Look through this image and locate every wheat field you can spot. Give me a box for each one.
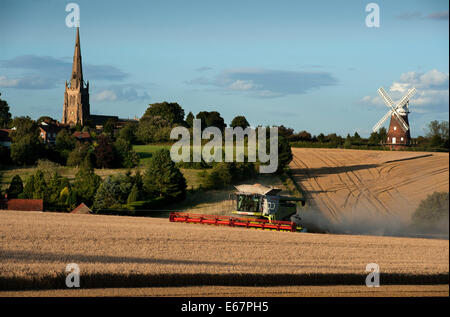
[0,210,448,294]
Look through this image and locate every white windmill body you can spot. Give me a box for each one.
[372,87,417,150]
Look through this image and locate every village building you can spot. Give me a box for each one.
[0,129,12,147]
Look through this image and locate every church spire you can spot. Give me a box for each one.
[70,27,83,88]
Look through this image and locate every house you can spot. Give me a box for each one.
[73,131,92,142]
[39,122,64,144]
[0,129,12,147]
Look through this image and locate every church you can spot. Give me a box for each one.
[62,27,125,127]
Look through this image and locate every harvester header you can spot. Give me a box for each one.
[169,184,307,233]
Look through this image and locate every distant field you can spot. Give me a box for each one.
[0,165,204,192]
[0,210,448,294]
[133,144,171,165]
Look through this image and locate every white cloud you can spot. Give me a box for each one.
[92,90,117,102]
[228,79,258,91]
[92,85,150,102]
[186,67,337,98]
[0,75,19,88]
[360,69,449,113]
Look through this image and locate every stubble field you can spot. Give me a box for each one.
[290,148,449,234]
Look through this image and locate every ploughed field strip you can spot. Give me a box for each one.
[0,210,448,290]
[290,148,449,221]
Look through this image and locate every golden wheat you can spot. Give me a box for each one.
[0,210,448,290]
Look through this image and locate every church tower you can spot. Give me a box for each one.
[62,27,90,126]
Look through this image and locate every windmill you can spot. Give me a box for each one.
[372,87,417,150]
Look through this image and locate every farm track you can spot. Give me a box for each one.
[290,148,449,222]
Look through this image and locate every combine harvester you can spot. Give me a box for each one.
[169,184,306,232]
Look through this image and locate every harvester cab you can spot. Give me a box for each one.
[231,184,306,222]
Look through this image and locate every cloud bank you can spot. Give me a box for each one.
[0,55,128,89]
[92,84,150,102]
[397,10,449,21]
[186,68,338,98]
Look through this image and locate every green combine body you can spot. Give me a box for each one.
[231,184,306,222]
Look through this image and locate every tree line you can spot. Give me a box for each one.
[278,121,449,151]
[4,149,187,214]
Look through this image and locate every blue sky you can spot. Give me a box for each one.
[0,0,448,137]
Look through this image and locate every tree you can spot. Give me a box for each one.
[127,184,139,204]
[103,118,117,137]
[317,133,325,143]
[136,116,173,143]
[7,175,23,198]
[93,174,132,210]
[55,129,76,163]
[289,130,311,142]
[143,102,185,125]
[94,135,116,168]
[72,167,101,207]
[32,170,48,200]
[203,163,232,189]
[46,172,71,210]
[185,112,194,128]
[143,149,187,201]
[426,120,449,148]
[0,93,12,128]
[231,116,250,129]
[37,116,55,124]
[426,120,441,138]
[67,142,92,167]
[114,138,139,168]
[277,135,293,173]
[196,111,226,130]
[277,125,294,138]
[118,122,138,144]
[368,131,380,144]
[10,117,43,165]
[21,175,35,199]
[298,131,312,141]
[378,127,387,144]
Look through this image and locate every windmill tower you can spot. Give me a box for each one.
[372,87,417,150]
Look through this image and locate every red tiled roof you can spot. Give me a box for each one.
[7,199,43,211]
[71,203,92,214]
[73,131,91,139]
